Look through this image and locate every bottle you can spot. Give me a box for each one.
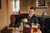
[21,22,23,30]
[19,22,23,31]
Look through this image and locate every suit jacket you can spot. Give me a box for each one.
[14,14,38,27]
[28,15,38,27]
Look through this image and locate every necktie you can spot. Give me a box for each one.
[28,16,31,21]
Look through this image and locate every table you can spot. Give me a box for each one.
[23,26,42,33]
[36,15,50,30]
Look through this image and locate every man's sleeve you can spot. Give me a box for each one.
[13,19,22,27]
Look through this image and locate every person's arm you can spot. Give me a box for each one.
[13,19,22,27]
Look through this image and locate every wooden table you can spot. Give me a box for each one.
[23,26,42,33]
[23,26,31,33]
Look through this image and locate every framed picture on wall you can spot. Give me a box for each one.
[36,0,47,8]
[0,0,1,9]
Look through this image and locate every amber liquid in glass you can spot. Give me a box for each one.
[32,27,38,32]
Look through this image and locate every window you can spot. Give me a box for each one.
[13,0,20,12]
[13,1,15,12]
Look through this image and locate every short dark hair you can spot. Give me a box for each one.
[30,7,35,11]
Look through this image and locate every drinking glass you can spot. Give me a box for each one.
[32,23,40,33]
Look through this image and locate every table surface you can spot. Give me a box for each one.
[36,15,50,18]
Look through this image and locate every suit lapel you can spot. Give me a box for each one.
[29,15,35,23]
[30,15,35,20]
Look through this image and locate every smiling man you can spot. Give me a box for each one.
[25,7,38,27]
[28,7,35,22]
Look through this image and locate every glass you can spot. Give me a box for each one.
[19,22,23,33]
[32,23,40,33]
[19,22,23,30]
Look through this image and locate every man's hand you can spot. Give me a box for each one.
[24,24,30,28]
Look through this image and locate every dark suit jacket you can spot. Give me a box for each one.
[14,14,38,27]
[28,15,38,27]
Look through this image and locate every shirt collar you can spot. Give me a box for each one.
[28,15,33,18]
[30,15,33,17]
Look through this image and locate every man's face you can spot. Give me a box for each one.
[29,9,35,16]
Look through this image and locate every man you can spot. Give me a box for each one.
[23,7,38,27]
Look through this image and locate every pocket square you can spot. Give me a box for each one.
[32,20,33,22]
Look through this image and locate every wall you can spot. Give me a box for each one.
[35,3,50,16]
[20,0,28,13]
[7,0,13,29]
[0,0,13,33]
[20,0,50,16]
[0,0,7,30]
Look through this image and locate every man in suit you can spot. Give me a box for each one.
[23,7,38,27]
[14,7,38,28]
